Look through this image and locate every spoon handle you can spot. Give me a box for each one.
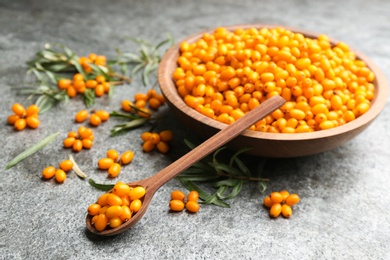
[144,95,285,191]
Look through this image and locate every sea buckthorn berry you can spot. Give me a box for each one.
[89,113,102,126]
[108,163,121,178]
[263,196,273,208]
[105,205,124,219]
[269,203,282,218]
[75,110,89,123]
[86,79,98,89]
[137,107,151,118]
[281,204,293,218]
[141,132,152,141]
[98,158,114,170]
[120,150,134,165]
[26,116,40,129]
[121,100,134,112]
[280,190,290,201]
[63,137,76,148]
[106,193,123,206]
[149,133,161,144]
[81,139,93,149]
[58,79,72,89]
[109,217,123,228]
[72,140,83,152]
[142,140,155,153]
[14,118,27,131]
[120,195,130,206]
[59,159,74,172]
[120,206,132,221]
[95,110,110,121]
[148,97,161,110]
[88,204,101,216]
[129,186,146,201]
[171,190,186,201]
[186,201,200,213]
[156,141,169,154]
[7,115,20,125]
[159,130,173,142]
[169,200,185,212]
[130,199,142,213]
[26,105,39,116]
[55,169,67,183]
[113,183,131,197]
[96,75,106,83]
[94,214,108,231]
[97,193,109,206]
[68,131,79,138]
[269,192,284,204]
[285,194,300,206]
[95,84,105,97]
[79,127,93,139]
[42,166,56,179]
[107,149,119,162]
[187,190,199,202]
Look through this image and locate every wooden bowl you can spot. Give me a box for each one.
[158,25,388,157]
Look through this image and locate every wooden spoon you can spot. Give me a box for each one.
[86,95,285,236]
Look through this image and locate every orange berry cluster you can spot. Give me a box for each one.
[88,182,145,231]
[121,89,166,118]
[78,53,107,74]
[141,130,173,153]
[58,73,110,98]
[7,103,40,131]
[263,190,300,218]
[74,109,110,126]
[97,149,134,178]
[63,126,94,152]
[174,27,375,133]
[41,159,74,183]
[169,190,200,213]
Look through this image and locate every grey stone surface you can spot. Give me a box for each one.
[1,0,389,259]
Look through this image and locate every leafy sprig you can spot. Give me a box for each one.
[21,43,131,111]
[110,34,174,86]
[109,108,153,136]
[175,140,268,208]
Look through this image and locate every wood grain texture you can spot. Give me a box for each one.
[158,24,389,158]
[86,95,285,236]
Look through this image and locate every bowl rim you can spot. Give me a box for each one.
[158,24,389,141]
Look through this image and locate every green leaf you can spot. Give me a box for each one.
[5,132,59,170]
[229,147,253,166]
[83,89,95,108]
[212,162,243,176]
[110,118,149,136]
[180,180,230,208]
[232,157,250,177]
[175,174,219,182]
[88,179,115,191]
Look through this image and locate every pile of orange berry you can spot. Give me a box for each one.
[97,149,134,178]
[140,130,173,153]
[88,182,145,231]
[74,109,110,126]
[78,53,107,74]
[173,27,375,133]
[41,159,74,183]
[7,103,40,131]
[121,89,166,118]
[58,73,110,98]
[169,190,200,213]
[63,126,94,152]
[263,190,300,218]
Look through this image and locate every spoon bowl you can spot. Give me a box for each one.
[86,95,285,236]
